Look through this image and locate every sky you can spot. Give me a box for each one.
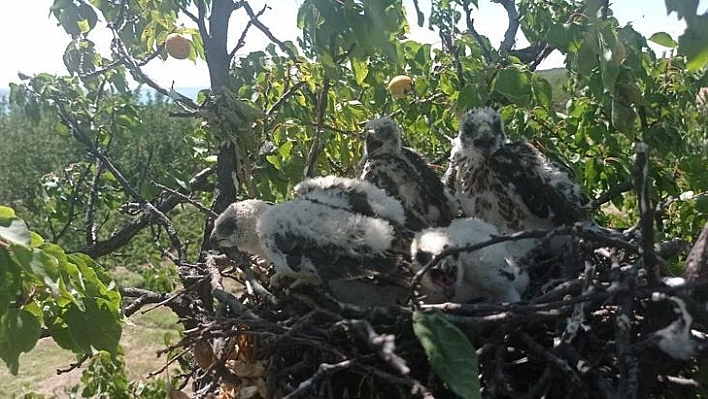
[0,0,702,91]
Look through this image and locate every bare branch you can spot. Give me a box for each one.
[57,106,187,262]
[240,1,298,62]
[121,287,170,317]
[463,3,493,64]
[77,167,212,258]
[303,77,331,178]
[411,0,424,27]
[634,142,659,285]
[497,0,520,53]
[154,182,218,218]
[84,158,105,246]
[228,4,267,63]
[589,180,634,210]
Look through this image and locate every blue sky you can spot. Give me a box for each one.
[0,0,701,90]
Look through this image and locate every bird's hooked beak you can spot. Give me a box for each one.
[429,260,457,300]
[365,130,383,154]
[208,230,224,250]
[473,130,496,158]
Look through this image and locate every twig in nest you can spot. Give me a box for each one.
[350,319,410,375]
[236,263,277,305]
[147,346,192,378]
[518,332,589,391]
[282,359,355,399]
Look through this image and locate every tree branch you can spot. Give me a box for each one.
[634,142,659,285]
[303,77,330,178]
[77,168,211,258]
[498,0,520,53]
[228,4,266,63]
[84,157,106,246]
[463,3,493,64]
[240,1,299,62]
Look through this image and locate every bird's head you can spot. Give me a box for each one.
[210,199,271,254]
[411,229,461,303]
[364,117,402,157]
[459,107,505,158]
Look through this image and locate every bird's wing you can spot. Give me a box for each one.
[492,141,588,225]
[402,147,459,224]
[295,176,406,226]
[260,201,399,281]
[362,151,456,229]
[443,142,462,193]
[271,233,398,280]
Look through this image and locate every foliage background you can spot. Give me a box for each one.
[1,0,708,396]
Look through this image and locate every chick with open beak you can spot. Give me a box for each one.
[410,217,529,304]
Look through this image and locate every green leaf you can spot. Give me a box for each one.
[648,32,677,48]
[531,74,553,109]
[0,208,31,246]
[611,97,636,135]
[351,58,369,86]
[0,306,42,375]
[413,310,480,399]
[492,68,532,107]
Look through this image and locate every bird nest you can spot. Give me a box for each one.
[170,221,708,399]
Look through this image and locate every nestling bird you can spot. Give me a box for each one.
[360,116,460,231]
[210,177,408,289]
[444,107,588,238]
[410,217,530,304]
[293,175,407,227]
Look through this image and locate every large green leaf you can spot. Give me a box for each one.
[0,207,30,246]
[0,305,42,375]
[648,32,677,48]
[491,68,532,107]
[413,310,480,399]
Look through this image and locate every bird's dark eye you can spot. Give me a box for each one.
[416,251,433,265]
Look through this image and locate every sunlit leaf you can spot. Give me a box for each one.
[413,310,480,399]
[0,208,30,246]
[648,32,677,48]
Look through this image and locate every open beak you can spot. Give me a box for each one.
[365,133,383,153]
[429,262,457,300]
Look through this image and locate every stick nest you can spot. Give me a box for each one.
[172,224,708,399]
